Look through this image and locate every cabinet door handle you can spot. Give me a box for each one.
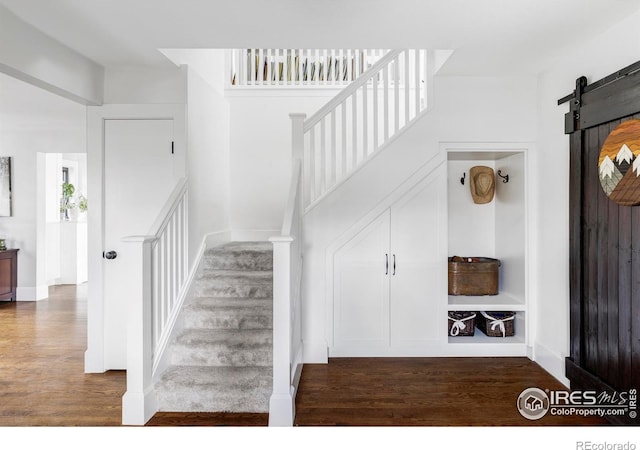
[385,253,389,275]
[393,254,396,275]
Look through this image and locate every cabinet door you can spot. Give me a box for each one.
[334,210,390,350]
[390,164,446,346]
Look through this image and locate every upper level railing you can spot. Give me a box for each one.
[228,49,387,87]
[122,178,189,425]
[292,49,433,210]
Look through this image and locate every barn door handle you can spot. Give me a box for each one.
[385,253,389,275]
[393,254,396,275]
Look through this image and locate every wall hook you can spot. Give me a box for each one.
[460,172,466,185]
[497,170,509,183]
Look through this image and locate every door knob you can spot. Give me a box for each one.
[103,251,117,260]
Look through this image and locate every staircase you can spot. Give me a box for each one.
[155,241,274,413]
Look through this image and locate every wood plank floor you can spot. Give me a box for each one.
[0,284,125,426]
[0,285,611,427]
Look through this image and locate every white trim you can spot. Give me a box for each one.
[16,285,48,301]
[85,103,187,374]
[303,339,328,364]
[534,341,570,387]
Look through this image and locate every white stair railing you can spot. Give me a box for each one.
[121,178,189,425]
[292,49,433,210]
[269,154,303,426]
[228,49,387,87]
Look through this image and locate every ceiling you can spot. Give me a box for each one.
[1,0,640,75]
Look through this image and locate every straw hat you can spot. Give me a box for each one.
[469,166,495,204]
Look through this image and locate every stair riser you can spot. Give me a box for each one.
[193,284,273,299]
[157,390,270,413]
[182,311,272,330]
[170,344,272,367]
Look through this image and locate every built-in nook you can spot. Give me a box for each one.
[446,147,529,355]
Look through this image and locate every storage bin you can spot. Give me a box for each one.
[448,256,500,295]
[448,311,476,336]
[476,311,515,337]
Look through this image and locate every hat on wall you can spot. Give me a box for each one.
[469,166,495,204]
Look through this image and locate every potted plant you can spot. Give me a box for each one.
[77,194,88,220]
[60,182,75,221]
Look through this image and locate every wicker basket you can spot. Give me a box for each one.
[448,256,500,296]
[476,311,515,337]
[448,311,477,336]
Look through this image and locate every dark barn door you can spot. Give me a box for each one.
[560,65,640,425]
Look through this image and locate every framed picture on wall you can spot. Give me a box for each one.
[0,157,12,217]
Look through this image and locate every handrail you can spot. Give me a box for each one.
[303,49,402,132]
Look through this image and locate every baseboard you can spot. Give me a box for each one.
[303,339,328,363]
[232,229,280,242]
[16,285,48,301]
[533,341,570,387]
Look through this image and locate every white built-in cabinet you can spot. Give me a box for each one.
[332,165,447,356]
[330,144,532,358]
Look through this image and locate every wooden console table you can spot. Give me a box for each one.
[0,249,18,301]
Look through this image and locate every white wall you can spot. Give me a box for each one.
[104,66,186,104]
[534,9,640,384]
[301,75,538,361]
[186,64,231,268]
[0,73,86,300]
[227,91,338,232]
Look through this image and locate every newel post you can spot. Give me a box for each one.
[268,236,294,426]
[121,236,157,425]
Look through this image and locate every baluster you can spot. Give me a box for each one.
[266,49,272,85]
[341,101,347,178]
[331,109,337,186]
[309,127,316,202]
[355,49,360,80]
[362,77,368,158]
[315,49,320,85]
[320,117,326,194]
[383,63,389,142]
[351,92,357,168]
[373,70,379,151]
[152,244,159,350]
[415,49,421,117]
[394,54,400,133]
[404,50,410,126]
[249,48,255,84]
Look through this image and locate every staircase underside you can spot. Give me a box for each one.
[155,241,273,413]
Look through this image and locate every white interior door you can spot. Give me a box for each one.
[333,210,390,351]
[390,165,447,347]
[103,119,175,369]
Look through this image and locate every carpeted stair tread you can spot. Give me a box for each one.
[204,241,273,271]
[193,270,273,299]
[183,297,272,330]
[171,329,272,366]
[156,366,271,412]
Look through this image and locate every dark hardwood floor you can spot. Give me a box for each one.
[0,285,612,428]
[0,284,125,426]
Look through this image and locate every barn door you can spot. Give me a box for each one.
[561,64,640,425]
